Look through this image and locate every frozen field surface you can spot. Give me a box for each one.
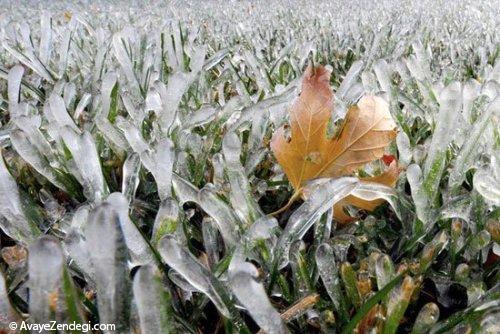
[0,1,499,333]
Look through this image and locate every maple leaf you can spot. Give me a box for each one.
[271,65,398,221]
[333,160,399,223]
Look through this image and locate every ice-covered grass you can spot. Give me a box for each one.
[0,1,499,333]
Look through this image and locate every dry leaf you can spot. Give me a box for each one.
[271,65,397,221]
[1,245,27,268]
[333,161,399,223]
[271,65,333,189]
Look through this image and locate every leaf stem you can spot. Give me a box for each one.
[270,189,302,216]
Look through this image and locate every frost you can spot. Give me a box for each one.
[0,1,498,332]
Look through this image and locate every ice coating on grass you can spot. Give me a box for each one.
[228,217,288,333]
[116,116,149,154]
[121,153,141,203]
[60,127,107,201]
[473,156,500,206]
[423,82,462,197]
[64,229,94,280]
[2,23,54,82]
[462,79,481,124]
[198,185,241,247]
[133,265,173,334]
[94,72,129,153]
[337,60,364,102]
[73,93,91,119]
[113,31,140,95]
[222,131,263,224]
[396,131,412,166]
[47,93,79,132]
[375,253,395,290]
[158,235,231,318]
[106,193,154,266]
[449,97,499,189]
[155,46,206,134]
[412,303,440,334]
[228,215,279,276]
[182,105,217,129]
[229,258,289,334]
[350,181,400,219]
[85,203,131,333]
[373,59,392,93]
[7,65,24,110]
[141,139,175,201]
[230,82,299,131]
[407,164,431,225]
[0,150,38,244]
[202,217,221,268]
[0,270,21,327]
[0,1,498,332]
[152,197,181,246]
[10,129,68,192]
[28,236,64,324]
[315,243,348,322]
[277,177,359,268]
[171,173,199,204]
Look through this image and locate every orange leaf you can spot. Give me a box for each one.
[270,65,333,189]
[271,64,398,221]
[333,161,399,224]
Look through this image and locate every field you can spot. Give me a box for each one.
[0,0,499,333]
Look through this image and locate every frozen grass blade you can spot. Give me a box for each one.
[133,265,174,334]
[85,204,131,333]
